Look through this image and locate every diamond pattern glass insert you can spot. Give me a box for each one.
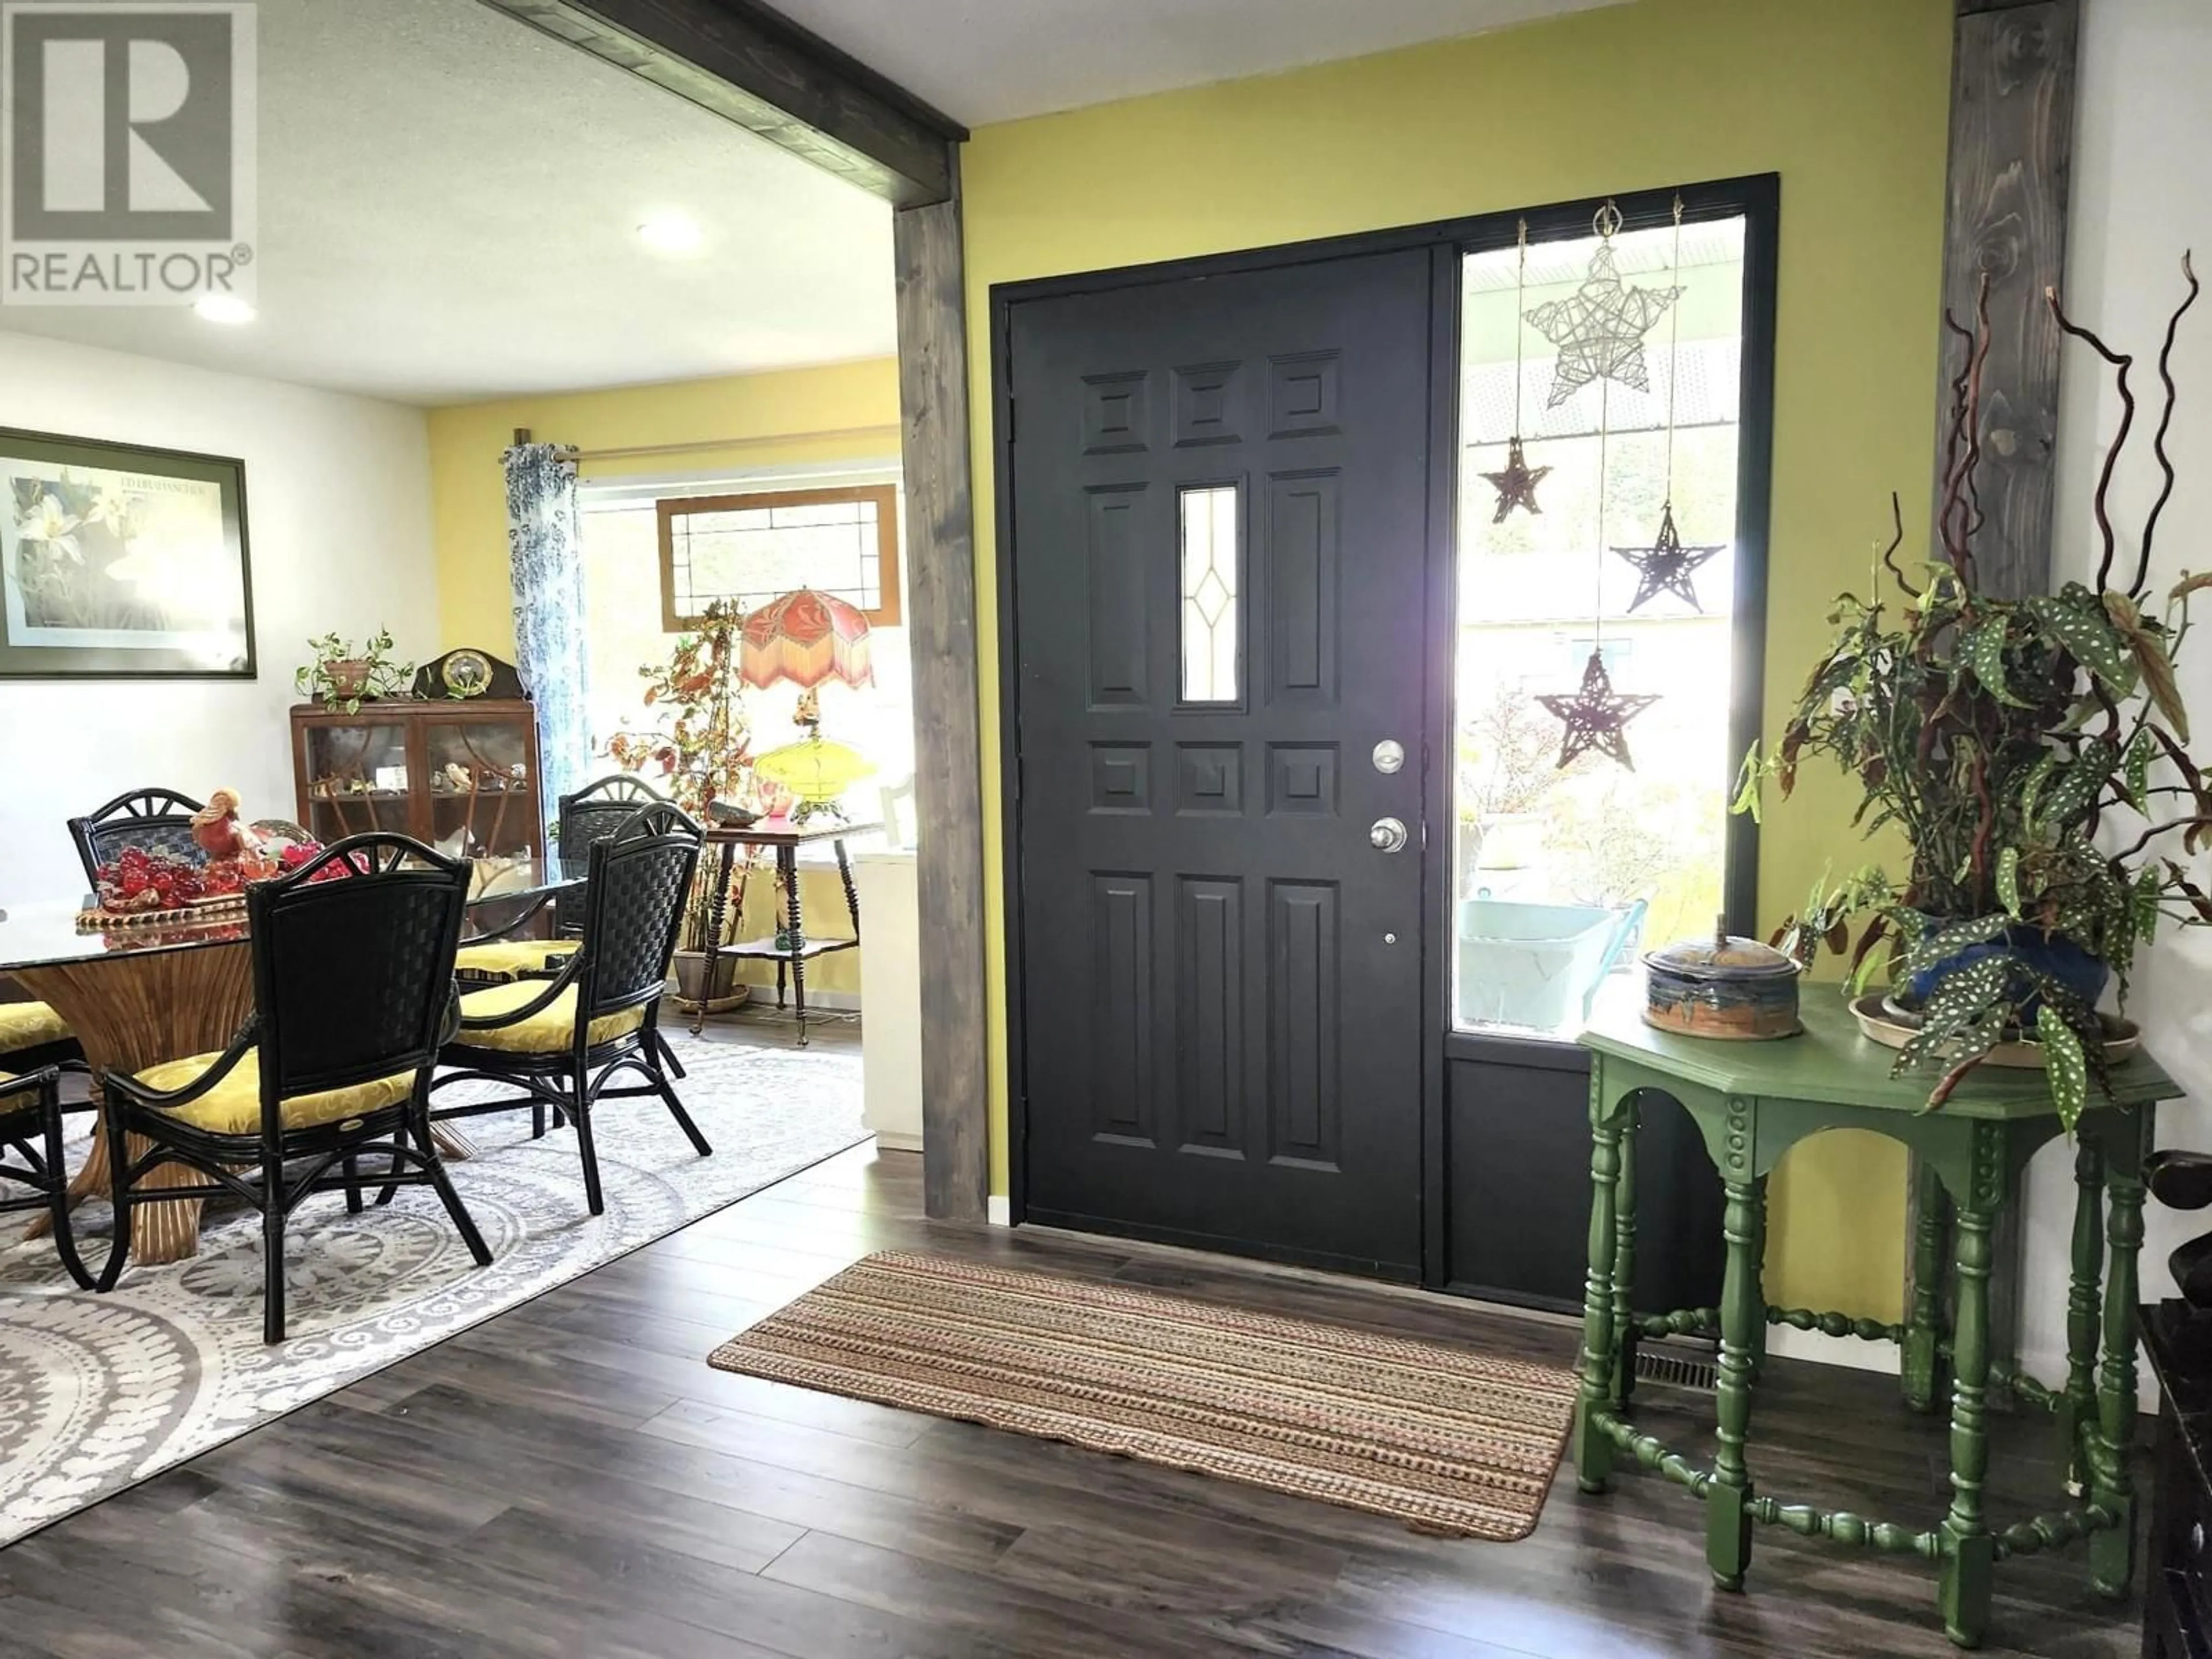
[1179,485,1240,703]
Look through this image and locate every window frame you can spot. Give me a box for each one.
[655,482,902,632]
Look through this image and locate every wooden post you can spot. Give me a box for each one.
[1907,0,2079,1406]
[895,153,990,1224]
[1930,0,2080,593]
[470,0,990,1219]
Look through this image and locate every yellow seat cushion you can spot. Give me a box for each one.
[454,938,580,980]
[455,980,646,1056]
[0,1000,71,1054]
[133,1050,415,1136]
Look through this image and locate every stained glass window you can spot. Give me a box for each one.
[657,484,900,630]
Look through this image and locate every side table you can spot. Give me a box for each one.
[694,818,875,1046]
[1574,988,2181,1649]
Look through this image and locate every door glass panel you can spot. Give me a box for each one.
[1179,484,1240,703]
[1452,214,1748,1037]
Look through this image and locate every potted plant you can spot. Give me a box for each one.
[607,600,760,1010]
[1737,261,2205,1127]
[296,628,412,715]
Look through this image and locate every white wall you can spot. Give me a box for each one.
[0,332,437,901]
[2020,0,2212,1404]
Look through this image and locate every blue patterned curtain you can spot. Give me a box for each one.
[502,442,591,821]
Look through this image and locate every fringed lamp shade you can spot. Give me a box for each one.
[738,590,874,691]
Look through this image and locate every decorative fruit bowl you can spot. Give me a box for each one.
[79,839,334,930]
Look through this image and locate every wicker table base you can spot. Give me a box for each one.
[16,942,253,1266]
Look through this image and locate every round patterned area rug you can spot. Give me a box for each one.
[0,1032,866,1545]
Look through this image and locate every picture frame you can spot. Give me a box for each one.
[0,426,255,680]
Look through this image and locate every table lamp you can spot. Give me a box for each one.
[738,589,878,823]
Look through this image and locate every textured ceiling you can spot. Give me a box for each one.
[771,0,1632,125]
[0,0,894,407]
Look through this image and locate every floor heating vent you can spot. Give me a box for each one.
[1634,1344,1719,1392]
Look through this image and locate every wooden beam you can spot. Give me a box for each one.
[1928,0,2079,599]
[1908,0,2080,1407]
[475,0,967,207]
[895,154,990,1222]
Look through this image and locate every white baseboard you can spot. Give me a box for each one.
[987,1196,1011,1228]
[870,1131,923,1153]
[1764,1324,1902,1375]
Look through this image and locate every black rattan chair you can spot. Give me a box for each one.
[0,1067,100,1289]
[433,804,709,1214]
[93,835,492,1343]
[67,787,207,889]
[452,778,673,985]
[560,775,672,853]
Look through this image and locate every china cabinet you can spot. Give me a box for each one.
[289,700,543,862]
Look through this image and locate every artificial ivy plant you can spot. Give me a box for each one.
[1737,259,2204,1127]
[294,628,412,715]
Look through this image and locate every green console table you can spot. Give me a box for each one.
[1573,988,2181,1649]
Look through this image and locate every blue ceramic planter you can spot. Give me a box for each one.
[1906,926,2109,1013]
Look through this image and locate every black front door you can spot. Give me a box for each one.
[1006,249,1436,1277]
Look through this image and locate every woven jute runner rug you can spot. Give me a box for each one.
[709,1249,1577,1540]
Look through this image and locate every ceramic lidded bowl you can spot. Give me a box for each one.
[1642,926,1802,1040]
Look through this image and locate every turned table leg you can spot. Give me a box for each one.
[1572,1070,1626,1494]
[2058,1138,2105,1498]
[2092,1154,2146,1600]
[1939,1125,2001,1649]
[1904,1157,1952,1414]
[692,837,738,1037]
[1612,1093,1640,1411]
[781,844,809,1046]
[1709,1164,1760,1590]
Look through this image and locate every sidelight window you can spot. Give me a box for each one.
[1451,211,1752,1038]
[1178,483,1241,704]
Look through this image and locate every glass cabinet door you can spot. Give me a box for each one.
[301,722,412,845]
[425,718,536,861]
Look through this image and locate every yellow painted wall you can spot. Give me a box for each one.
[427,358,902,654]
[426,357,900,995]
[961,0,1955,1320]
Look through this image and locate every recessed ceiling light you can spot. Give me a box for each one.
[637,211,703,255]
[194,294,255,325]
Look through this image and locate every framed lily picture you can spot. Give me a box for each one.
[0,427,254,679]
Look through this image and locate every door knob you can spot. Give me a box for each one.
[1369,817,1409,854]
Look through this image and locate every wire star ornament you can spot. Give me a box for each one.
[1536,649,1660,771]
[1482,435,1552,522]
[1612,501,1725,612]
[1525,243,1683,408]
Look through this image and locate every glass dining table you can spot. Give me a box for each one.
[0,856,590,1266]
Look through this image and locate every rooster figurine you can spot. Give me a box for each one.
[189,788,262,863]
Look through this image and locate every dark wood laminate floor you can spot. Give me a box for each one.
[0,1031,2145,1658]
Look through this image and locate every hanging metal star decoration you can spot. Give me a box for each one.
[1525,243,1683,408]
[1536,649,1660,771]
[1612,501,1725,612]
[1482,435,1552,522]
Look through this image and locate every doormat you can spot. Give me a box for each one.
[710,1249,1577,1540]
